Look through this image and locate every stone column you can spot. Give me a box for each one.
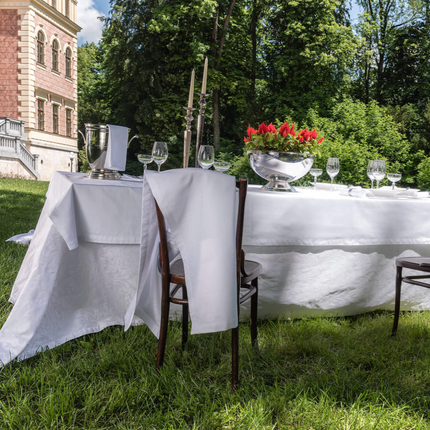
[33,153,39,171]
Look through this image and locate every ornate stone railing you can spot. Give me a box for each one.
[0,117,25,137]
[0,117,40,179]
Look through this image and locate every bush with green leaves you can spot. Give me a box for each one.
[228,99,425,188]
[417,157,430,190]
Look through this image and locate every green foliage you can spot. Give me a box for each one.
[78,146,90,173]
[264,0,357,119]
[77,43,111,139]
[225,152,266,184]
[305,99,423,187]
[417,156,430,190]
[76,0,430,179]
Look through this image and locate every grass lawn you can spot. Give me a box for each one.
[1,177,430,429]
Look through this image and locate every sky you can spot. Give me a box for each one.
[77,0,361,46]
[77,0,110,45]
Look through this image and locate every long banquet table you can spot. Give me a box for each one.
[1,171,430,365]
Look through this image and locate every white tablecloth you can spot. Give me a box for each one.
[242,185,430,319]
[2,174,430,365]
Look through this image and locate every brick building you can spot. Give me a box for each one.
[0,0,80,180]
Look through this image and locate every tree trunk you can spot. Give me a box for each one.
[213,88,220,146]
[364,60,369,104]
[250,0,258,100]
[212,0,237,148]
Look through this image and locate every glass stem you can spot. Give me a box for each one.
[391,182,395,190]
[314,177,317,186]
[376,180,380,189]
[158,164,161,172]
[144,164,147,171]
[371,179,374,189]
[330,177,334,185]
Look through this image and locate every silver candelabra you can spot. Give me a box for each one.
[195,92,208,167]
[183,106,196,168]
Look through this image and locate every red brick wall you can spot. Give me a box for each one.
[0,9,19,119]
[34,14,75,136]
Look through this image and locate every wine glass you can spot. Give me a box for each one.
[213,160,230,173]
[373,160,386,189]
[326,158,339,187]
[198,145,215,169]
[367,160,376,189]
[309,168,323,187]
[152,141,168,172]
[387,173,402,190]
[137,154,153,172]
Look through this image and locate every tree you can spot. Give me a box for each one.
[355,0,426,103]
[264,0,357,121]
[77,42,110,141]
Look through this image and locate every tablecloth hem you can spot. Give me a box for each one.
[7,319,131,365]
[244,238,430,247]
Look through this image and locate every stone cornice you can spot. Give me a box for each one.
[31,0,81,33]
[0,0,82,34]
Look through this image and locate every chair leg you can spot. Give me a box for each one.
[232,326,239,389]
[250,278,258,347]
[392,265,403,337]
[156,285,171,369]
[182,286,189,349]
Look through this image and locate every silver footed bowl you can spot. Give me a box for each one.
[249,150,315,192]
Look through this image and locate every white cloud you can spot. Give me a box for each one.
[77,0,105,45]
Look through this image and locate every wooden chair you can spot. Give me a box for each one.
[154,177,262,388]
[392,257,430,336]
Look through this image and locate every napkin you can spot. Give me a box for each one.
[339,186,366,198]
[5,229,35,245]
[367,188,428,198]
[104,125,129,171]
[312,182,348,191]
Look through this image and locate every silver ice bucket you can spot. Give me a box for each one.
[249,150,315,192]
[78,124,138,180]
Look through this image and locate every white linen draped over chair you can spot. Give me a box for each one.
[127,168,238,337]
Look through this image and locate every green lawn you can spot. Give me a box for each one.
[1,178,430,429]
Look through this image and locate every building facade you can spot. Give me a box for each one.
[0,0,80,181]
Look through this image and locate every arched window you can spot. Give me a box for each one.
[52,39,59,72]
[37,31,44,64]
[65,47,72,78]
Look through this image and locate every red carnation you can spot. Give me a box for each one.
[258,122,269,135]
[267,122,277,134]
[247,125,257,139]
[318,137,324,144]
[279,122,290,137]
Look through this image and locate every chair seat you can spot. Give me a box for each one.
[170,259,186,285]
[396,257,430,272]
[170,258,263,287]
[242,260,263,285]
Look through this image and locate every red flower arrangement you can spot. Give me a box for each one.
[244,121,324,155]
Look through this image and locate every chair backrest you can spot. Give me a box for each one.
[154,176,248,296]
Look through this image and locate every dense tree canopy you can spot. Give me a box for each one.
[77,0,430,185]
